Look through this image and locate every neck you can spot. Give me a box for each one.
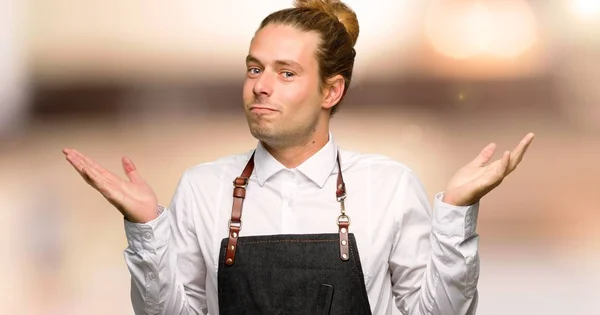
[262,129,330,169]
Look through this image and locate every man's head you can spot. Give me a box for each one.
[243,0,359,148]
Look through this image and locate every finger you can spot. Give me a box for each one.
[69,149,122,182]
[82,162,108,191]
[64,149,93,171]
[65,152,86,174]
[63,150,128,204]
[65,153,100,185]
[472,143,497,166]
[500,150,511,177]
[65,154,93,185]
[482,151,510,192]
[122,156,142,183]
[508,133,535,172]
[68,155,120,198]
[69,149,102,172]
[64,150,123,189]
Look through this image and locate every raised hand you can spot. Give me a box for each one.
[63,148,159,223]
[442,133,535,207]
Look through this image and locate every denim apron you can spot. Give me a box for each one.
[217,151,372,315]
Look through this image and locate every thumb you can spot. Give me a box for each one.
[122,156,142,182]
[472,143,497,166]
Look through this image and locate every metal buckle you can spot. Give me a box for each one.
[337,194,347,215]
[233,178,248,188]
[229,219,243,230]
[337,214,350,226]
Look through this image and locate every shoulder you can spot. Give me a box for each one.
[338,149,431,210]
[338,148,416,180]
[179,149,255,185]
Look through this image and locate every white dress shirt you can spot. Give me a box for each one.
[123,134,480,315]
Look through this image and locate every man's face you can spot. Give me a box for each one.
[243,24,326,147]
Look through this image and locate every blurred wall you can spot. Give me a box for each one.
[1,1,599,314]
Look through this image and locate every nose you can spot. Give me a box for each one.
[253,71,274,97]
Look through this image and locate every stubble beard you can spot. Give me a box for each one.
[248,114,319,150]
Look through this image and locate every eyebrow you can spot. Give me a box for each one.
[246,55,304,72]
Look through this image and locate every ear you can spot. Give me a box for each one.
[321,74,345,110]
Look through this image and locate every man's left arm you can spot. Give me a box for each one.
[391,132,534,314]
[389,171,480,315]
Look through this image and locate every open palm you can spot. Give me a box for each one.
[63,148,159,223]
[442,133,535,206]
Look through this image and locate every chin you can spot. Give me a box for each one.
[248,125,285,146]
[249,126,273,141]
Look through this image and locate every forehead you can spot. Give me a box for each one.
[249,24,321,66]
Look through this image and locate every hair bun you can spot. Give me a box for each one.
[294,0,359,47]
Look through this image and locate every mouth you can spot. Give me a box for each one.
[249,106,278,114]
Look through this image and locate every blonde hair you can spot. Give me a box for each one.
[258,0,360,115]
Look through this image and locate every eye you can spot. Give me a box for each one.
[247,67,261,76]
[281,71,295,79]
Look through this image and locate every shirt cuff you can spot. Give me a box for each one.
[432,192,479,237]
[123,205,170,252]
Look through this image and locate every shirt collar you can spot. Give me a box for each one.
[254,133,338,188]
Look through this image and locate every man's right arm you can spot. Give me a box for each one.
[61,149,208,314]
[123,174,208,315]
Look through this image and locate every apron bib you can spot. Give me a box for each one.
[217,152,372,315]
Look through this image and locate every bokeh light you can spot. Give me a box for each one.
[425,0,537,59]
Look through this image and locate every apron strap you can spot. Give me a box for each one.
[225,152,254,266]
[335,153,351,261]
[225,150,350,265]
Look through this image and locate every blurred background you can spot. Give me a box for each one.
[1,0,599,314]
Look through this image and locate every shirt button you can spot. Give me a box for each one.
[143,232,152,240]
[148,272,156,280]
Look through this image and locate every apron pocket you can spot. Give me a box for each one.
[312,283,334,315]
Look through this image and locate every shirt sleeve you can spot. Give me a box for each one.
[123,173,209,315]
[390,170,480,315]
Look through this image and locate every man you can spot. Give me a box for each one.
[63,0,534,314]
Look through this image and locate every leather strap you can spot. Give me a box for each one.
[225,153,254,266]
[335,153,351,261]
[225,150,351,265]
